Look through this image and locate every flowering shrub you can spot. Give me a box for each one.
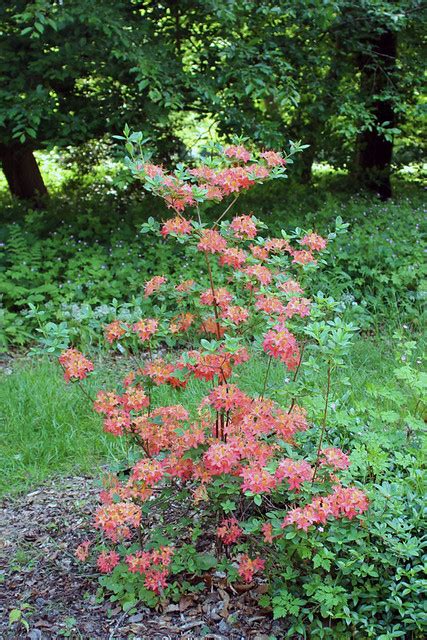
[60,136,369,630]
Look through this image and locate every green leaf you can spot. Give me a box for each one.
[9,609,22,624]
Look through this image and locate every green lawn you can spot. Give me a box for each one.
[2,333,424,496]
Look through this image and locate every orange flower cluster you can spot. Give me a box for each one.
[197,229,228,254]
[255,294,285,315]
[282,486,369,531]
[133,145,287,214]
[59,348,94,382]
[230,214,258,239]
[75,540,91,562]
[221,305,249,325]
[125,546,173,592]
[219,247,247,268]
[132,318,158,341]
[169,312,194,334]
[104,320,128,344]
[200,287,233,309]
[263,325,300,369]
[94,502,142,542]
[237,554,265,583]
[301,232,328,251]
[161,216,192,237]
[217,518,243,544]
[144,275,167,297]
[97,550,120,573]
[320,447,350,470]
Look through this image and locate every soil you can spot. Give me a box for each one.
[0,476,288,640]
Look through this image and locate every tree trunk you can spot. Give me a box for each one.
[300,137,316,184]
[354,30,397,200]
[0,144,48,206]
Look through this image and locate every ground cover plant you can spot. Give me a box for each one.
[31,136,423,639]
[1,175,425,352]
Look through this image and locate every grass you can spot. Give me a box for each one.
[2,333,423,497]
[0,359,125,495]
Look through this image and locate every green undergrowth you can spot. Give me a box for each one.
[1,178,425,351]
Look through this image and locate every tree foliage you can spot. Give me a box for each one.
[0,0,425,201]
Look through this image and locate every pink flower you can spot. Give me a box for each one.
[221,305,249,325]
[161,216,192,236]
[144,276,167,297]
[126,551,151,574]
[277,279,304,294]
[263,325,300,370]
[144,568,168,593]
[59,349,94,382]
[104,321,127,344]
[217,518,242,544]
[97,550,120,573]
[300,233,327,251]
[200,287,233,309]
[237,554,265,582]
[75,540,91,562]
[204,442,241,475]
[132,318,158,341]
[176,279,195,292]
[281,486,369,531]
[260,150,286,167]
[219,247,247,269]
[197,229,227,254]
[224,145,252,163]
[255,294,285,315]
[275,458,313,490]
[208,384,249,412]
[327,486,369,519]
[130,459,164,486]
[261,522,274,543]
[240,466,277,494]
[103,409,131,437]
[242,264,272,285]
[291,249,316,265]
[94,390,121,415]
[230,214,257,239]
[320,447,350,471]
[121,387,149,412]
[283,297,311,319]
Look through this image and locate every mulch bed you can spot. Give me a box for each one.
[0,476,289,639]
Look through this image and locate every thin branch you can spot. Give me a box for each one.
[311,361,332,484]
[261,356,272,400]
[213,195,239,228]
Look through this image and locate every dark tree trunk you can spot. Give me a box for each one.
[0,144,48,206]
[300,137,316,184]
[354,30,397,200]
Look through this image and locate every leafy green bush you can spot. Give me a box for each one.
[265,462,426,638]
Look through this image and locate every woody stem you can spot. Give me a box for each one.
[312,361,332,484]
[77,381,95,404]
[213,195,239,228]
[287,342,306,414]
[195,204,222,341]
[203,250,222,341]
[261,356,272,400]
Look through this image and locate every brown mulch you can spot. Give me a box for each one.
[0,476,288,640]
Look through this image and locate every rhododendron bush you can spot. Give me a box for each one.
[61,135,369,625]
